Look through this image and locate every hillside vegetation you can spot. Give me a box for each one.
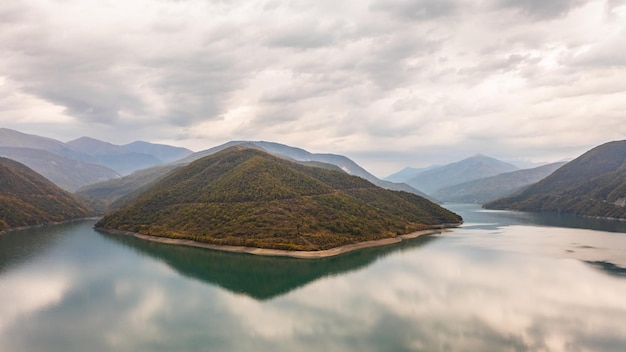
[485,141,626,219]
[0,157,93,232]
[97,147,461,251]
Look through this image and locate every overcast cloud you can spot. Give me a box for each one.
[1,0,625,176]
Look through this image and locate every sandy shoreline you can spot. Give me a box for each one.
[97,224,460,259]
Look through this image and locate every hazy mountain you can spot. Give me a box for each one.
[182,140,431,198]
[66,137,163,175]
[0,128,193,190]
[0,147,120,191]
[406,154,519,195]
[0,157,93,232]
[433,162,566,203]
[385,167,427,183]
[484,140,626,219]
[77,164,181,209]
[97,147,461,251]
[384,165,443,183]
[122,141,193,163]
[0,128,84,160]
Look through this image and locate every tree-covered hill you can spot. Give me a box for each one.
[484,140,626,219]
[0,157,93,232]
[97,147,461,251]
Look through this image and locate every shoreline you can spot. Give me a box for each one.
[97,224,461,259]
[0,217,101,236]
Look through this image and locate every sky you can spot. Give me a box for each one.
[1,0,626,177]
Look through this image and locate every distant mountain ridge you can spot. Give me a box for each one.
[385,166,430,183]
[96,147,461,251]
[485,140,626,219]
[66,137,162,175]
[0,147,119,191]
[404,154,519,195]
[0,157,93,232]
[433,162,566,203]
[0,128,192,190]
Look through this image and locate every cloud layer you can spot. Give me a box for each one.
[1,0,625,175]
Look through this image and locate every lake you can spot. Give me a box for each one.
[1,203,626,351]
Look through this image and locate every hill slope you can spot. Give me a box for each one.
[433,162,566,203]
[406,154,519,195]
[97,147,461,251]
[484,141,626,219]
[0,157,93,232]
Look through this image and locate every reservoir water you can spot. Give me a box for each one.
[1,203,626,351]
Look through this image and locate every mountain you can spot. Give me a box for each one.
[406,154,519,195]
[182,140,430,198]
[77,164,181,209]
[384,165,441,183]
[66,137,163,175]
[432,162,566,203]
[122,141,192,163]
[96,147,461,251]
[81,140,433,212]
[0,128,84,160]
[0,147,120,191]
[484,140,626,219]
[0,157,93,232]
[0,128,193,189]
[66,137,193,174]
[77,154,350,212]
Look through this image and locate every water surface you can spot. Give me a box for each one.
[1,204,626,351]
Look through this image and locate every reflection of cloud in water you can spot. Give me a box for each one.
[1,218,626,351]
[0,273,69,334]
[219,246,626,351]
[447,224,626,268]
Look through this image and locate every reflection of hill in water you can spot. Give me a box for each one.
[585,261,626,278]
[102,231,437,300]
[0,222,71,274]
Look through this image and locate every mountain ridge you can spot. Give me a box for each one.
[0,128,192,190]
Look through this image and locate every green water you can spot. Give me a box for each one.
[1,204,626,351]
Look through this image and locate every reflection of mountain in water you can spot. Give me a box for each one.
[0,223,70,274]
[101,231,437,300]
